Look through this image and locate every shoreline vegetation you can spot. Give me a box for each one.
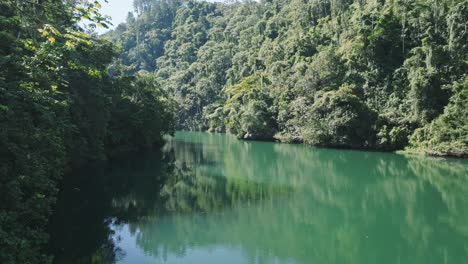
[179,130,468,159]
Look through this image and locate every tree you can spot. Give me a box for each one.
[302,84,377,148]
[224,76,277,140]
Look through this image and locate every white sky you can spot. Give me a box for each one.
[95,0,134,34]
[93,0,230,34]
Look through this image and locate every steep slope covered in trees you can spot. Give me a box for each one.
[0,1,175,263]
[108,0,467,157]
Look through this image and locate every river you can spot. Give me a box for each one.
[48,131,468,264]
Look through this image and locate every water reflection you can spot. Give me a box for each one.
[48,151,174,263]
[48,132,468,264]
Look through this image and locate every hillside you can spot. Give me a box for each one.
[106,0,468,157]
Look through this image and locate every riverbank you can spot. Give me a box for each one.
[199,130,468,159]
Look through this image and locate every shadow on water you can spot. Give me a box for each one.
[47,150,175,263]
[48,131,468,264]
[47,142,286,263]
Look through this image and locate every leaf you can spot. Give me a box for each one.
[0,104,9,112]
[65,41,75,49]
[38,28,48,36]
[96,22,109,29]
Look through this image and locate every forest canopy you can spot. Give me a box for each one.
[106,0,468,157]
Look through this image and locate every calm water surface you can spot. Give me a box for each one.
[48,131,468,264]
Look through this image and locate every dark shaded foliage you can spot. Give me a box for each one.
[0,1,175,263]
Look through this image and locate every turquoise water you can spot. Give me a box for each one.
[48,131,468,264]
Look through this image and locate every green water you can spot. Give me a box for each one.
[48,131,468,264]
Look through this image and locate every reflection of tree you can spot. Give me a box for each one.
[48,132,468,264]
[47,162,122,264]
[160,158,292,214]
[406,156,468,236]
[47,150,175,263]
[129,132,468,264]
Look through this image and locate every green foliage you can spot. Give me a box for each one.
[224,76,277,140]
[0,88,67,264]
[302,84,376,148]
[111,0,467,156]
[106,73,176,155]
[408,76,468,157]
[0,1,175,263]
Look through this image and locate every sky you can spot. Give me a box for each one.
[95,0,134,34]
[93,0,229,34]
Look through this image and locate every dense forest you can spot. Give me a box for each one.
[0,1,175,263]
[107,0,467,157]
